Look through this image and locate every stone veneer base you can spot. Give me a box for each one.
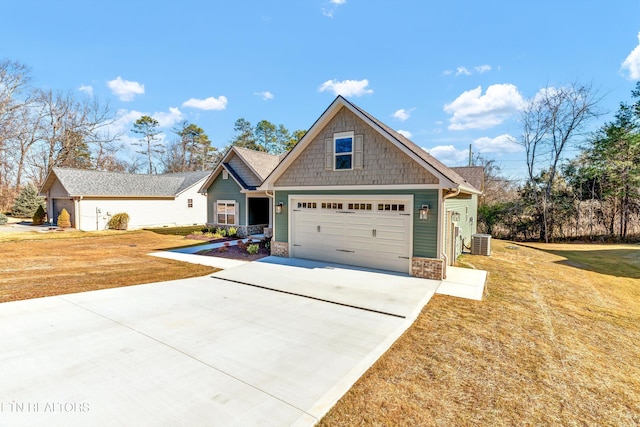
[411,257,445,280]
[270,241,289,257]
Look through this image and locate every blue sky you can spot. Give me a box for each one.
[2,1,640,179]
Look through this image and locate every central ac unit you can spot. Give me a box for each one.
[471,234,491,256]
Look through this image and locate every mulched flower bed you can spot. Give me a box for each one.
[184,235,237,242]
[197,241,270,261]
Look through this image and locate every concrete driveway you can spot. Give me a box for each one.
[0,257,438,427]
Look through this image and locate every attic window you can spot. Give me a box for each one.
[187,199,193,208]
[334,131,354,170]
[222,170,229,180]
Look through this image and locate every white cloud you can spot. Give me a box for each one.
[318,79,373,97]
[397,129,412,138]
[322,0,346,17]
[392,108,412,121]
[254,91,274,100]
[107,76,145,102]
[473,134,522,154]
[475,64,492,74]
[78,84,93,97]
[621,32,640,80]
[424,145,469,166]
[182,95,228,110]
[444,84,525,130]
[456,66,472,76]
[108,107,184,139]
[153,107,185,128]
[444,64,493,77]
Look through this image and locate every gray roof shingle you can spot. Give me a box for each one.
[43,168,210,197]
[232,147,281,181]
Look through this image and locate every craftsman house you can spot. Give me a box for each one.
[202,96,482,279]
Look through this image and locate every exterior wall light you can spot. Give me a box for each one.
[419,205,430,220]
[276,202,284,214]
[452,212,461,222]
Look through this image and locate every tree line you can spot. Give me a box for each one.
[0,59,305,212]
[478,82,640,242]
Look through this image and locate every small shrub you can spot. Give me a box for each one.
[190,230,204,236]
[57,208,71,228]
[218,242,231,253]
[265,240,271,253]
[108,212,130,230]
[246,243,259,255]
[32,205,46,225]
[0,213,8,225]
[215,227,227,237]
[227,227,237,237]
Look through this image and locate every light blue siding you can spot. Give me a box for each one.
[206,172,246,225]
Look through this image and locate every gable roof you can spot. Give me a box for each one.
[199,146,282,192]
[451,166,484,192]
[40,168,211,198]
[260,96,481,193]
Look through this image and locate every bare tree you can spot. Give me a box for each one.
[520,82,600,242]
[0,60,31,206]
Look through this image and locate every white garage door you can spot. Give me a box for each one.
[291,197,412,273]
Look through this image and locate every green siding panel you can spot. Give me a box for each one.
[274,189,439,258]
[206,173,246,225]
[444,194,478,247]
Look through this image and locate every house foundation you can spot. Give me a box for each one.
[270,241,289,257]
[411,257,446,280]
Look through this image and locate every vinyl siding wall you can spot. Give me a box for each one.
[444,193,478,249]
[274,189,439,258]
[206,171,246,226]
[76,192,207,231]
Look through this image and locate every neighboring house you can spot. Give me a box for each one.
[39,168,210,231]
[198,146,283,237]
[258,96,482,280]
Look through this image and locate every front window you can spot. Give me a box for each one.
[334,131,353,170]
[216,200,236,225]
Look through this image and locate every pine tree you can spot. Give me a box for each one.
[12,184,45,218]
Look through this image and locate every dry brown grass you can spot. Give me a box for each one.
[0,230,218,303]
[319,240,640,426]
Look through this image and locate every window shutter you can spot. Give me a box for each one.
[354,134,364,169]
[234,201,239,225]
[325,138,333,170]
